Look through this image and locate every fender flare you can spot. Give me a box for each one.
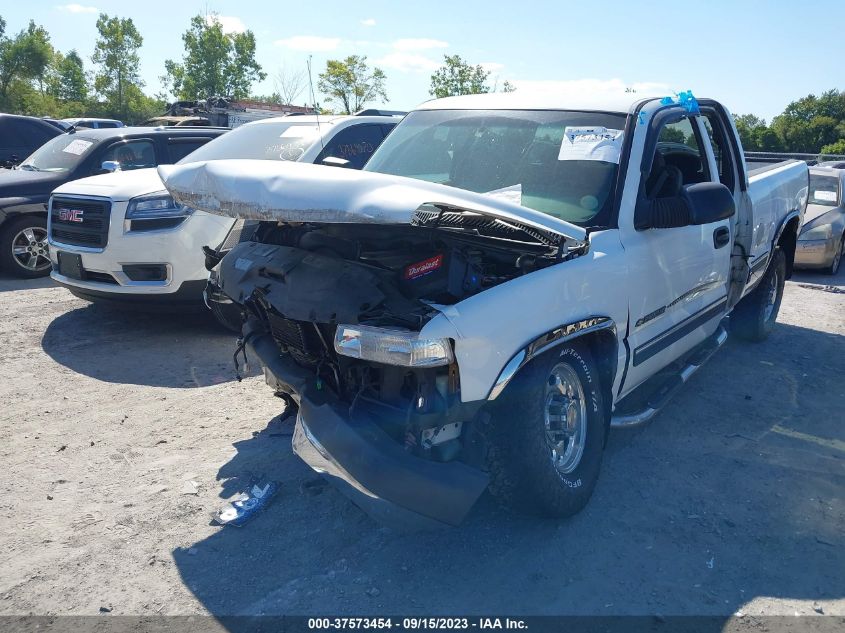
[487,316,618,401]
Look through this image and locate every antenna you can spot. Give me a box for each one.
[307,56,325,152]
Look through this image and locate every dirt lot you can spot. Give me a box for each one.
[0,267,843,619]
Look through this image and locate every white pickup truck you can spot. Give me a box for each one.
[160,92,808,527]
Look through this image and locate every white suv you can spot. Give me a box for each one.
[48,114,400,311]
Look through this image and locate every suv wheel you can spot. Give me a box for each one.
[0,216,52,278]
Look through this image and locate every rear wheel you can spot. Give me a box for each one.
[0,215,51,278]
[731,248,786,342]
[824,234,843,275]
[484,341,606,517]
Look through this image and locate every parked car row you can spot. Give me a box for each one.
[0,93,826,528]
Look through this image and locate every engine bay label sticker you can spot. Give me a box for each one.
[62,139,94,155]
[558,127,623,164]
[404,254,444,280]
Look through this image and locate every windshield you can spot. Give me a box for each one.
[18,134,97,173]
[364,109,627,226]
[809,173,839,206]
[178,121,323,164]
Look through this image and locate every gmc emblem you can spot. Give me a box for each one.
[59,209,84,223]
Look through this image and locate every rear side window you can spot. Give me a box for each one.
[101,140,157,171]
[702,114,736,190]
[167,138,212,163]
[318,124,386,169]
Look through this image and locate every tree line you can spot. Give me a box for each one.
[4,10,843,153]
[734,90,845,155]
[0,12,516,123]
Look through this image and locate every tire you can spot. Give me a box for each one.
[210,299,243,333]
[484,341,606,518]
[731,248,786,342]
[0,215,51,278]
[824,234,843,275]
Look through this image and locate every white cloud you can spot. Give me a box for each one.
[392,38,449,51]
[56,3,98,13]
[274,36,341,52]
[361,18,376,27]
[375,52,441,73]
[206,14,246,35]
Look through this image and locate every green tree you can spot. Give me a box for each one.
[429,55,489,98]
[318,55,387,114]
[820,139,845,155]
[0,19,53,108]
[91,13,143,120]
[163,14,265,100]
[48,50,87,103]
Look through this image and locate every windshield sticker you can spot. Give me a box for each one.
[61,139,93,156]
[558,127,623,164]
[280,126,319,138]
[814,190,837,202]
[484,184,522,206]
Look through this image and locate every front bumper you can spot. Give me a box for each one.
[245,325,489,527]
[794,238,836,269]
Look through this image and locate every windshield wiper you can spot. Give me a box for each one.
[17,164,41,171]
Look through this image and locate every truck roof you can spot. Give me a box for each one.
[416,91,687,114]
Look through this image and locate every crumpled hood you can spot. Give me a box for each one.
[157,160,587,241]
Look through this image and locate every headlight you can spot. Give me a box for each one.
[799,224,832,241]
[334,324,454,367]
[125,192,193,220]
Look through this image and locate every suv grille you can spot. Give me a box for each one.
[50,197,111,248]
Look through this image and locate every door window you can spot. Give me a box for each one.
[702,114,736,190]
[656,117,710,186]
[167,138,211,163]
[101,140,156,171]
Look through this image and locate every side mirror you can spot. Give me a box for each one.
[635,182,735,230]
[321,156,351,168]
[101,160,121,173]
[683,182,736,225]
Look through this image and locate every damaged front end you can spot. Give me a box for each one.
[163,162,587,526]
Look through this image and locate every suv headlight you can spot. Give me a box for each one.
[799,224,832,241]
[126,192,193,220]
[334,324,454,367]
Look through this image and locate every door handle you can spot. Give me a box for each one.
[713,226,730,249]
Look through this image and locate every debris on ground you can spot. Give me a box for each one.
[180,480,200,496]
[212,481,277,527]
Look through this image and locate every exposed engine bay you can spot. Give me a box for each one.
[215,207,584,464]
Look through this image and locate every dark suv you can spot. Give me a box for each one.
[0,126,226,278]
[0,114,62,169]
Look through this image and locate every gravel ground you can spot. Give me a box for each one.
[0,267,842,619]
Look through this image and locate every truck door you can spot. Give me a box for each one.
[618,111,733,396]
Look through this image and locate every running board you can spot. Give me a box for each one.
[610,324,729,428]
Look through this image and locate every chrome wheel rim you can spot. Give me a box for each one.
[543,363,587,475]
[12,226,50,272]
[763,266,779,323]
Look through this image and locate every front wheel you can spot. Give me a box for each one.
[731,248,786,342]
[0,215,52,278]
[484,341,606,517]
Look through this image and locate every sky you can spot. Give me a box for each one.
[3,0,844,121]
